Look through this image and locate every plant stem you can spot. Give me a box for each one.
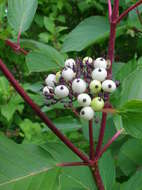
[92,1,120,189]
[57,162,89,167]
[91,164,105,190]
[0,59,91,164]
[108,0,112,22]
[89,120,95,160]
[95,113,107,158]
[97,128,124,159]
[116,0,142,24]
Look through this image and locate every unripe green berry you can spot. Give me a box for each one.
[56,71,61,83]
[91,97,104,111]
[89,80,102,94]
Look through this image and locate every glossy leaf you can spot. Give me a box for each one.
[8,0,38,33]
[118,100,142,139]
[62,16,126,52]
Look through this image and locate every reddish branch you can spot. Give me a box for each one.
[57,161,89,167]
[116,0,142,24]
[89,120,95,160]
[108,0,112,22]
[0,59,91,164]
[98,129,124,160]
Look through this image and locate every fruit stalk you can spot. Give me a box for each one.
[89,119,95,160]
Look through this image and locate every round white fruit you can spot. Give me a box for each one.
[83,56,93,64]
[91,97,104,111]
[45,74,56,87]
[43,86,53,96]
[91,68,107,82]
[72,78,87,94]
[65,58,76,68]
[62,68,75,81]
[94,57,107,69]
[55,85,69,98]
[77,93,91,107]
[102,80,116,93]
[80,106,94,120]
[89,80,102,94]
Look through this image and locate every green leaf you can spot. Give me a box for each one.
[61,16,126,52]
[0,95,24,122]
[0,133,56,189]
[26,51,61,73]
[116,68,142,106]
[117,139,142,176]
[118,100,142,139]
[8,0,38,33]
[22,40,64,72]
[121,170,142,190]
[99,151,116,190]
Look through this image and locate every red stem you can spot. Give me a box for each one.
[17,31,21,46]
[136,8,142,26]
[91,164,105,190]
[94,113,107,158]
[0,59,91,164]
[89,120,95,160]
[116,0,142,24]
[97,129,123,159]
[57,162,89,167]
[108,0,112,22]
[6,40,28,55]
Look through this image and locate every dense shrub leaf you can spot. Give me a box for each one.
[62,16,126,52]
[8,0,38,33]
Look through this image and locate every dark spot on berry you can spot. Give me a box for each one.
[77,79,80,83]
[81,111,85,115]
[95,85,98,88]
[98,69,102,72]
[100,58,104,61]
[98,98,102,101]
[83,98,86,102]
[60,86,64,90]
[108,84,112,88]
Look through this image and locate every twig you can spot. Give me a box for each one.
[94,113,107,158]
[108,0,112,22]
[97,128,124,159]
[56,162,89,167]
[0,59,91,164]
[89,120,95,160]
[116,0,142,24]
[136,8,142,26]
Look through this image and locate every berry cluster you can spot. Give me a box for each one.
[42,57,118,120]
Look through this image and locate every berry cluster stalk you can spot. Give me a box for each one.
[2,1,142,189]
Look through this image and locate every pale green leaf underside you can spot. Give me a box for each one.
[8,0,38,33]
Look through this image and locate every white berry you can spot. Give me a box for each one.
[45,74,56,87]
[72,78,87,94]
[89,80,102,94]
[102,80,116,93]
[43,86,53,96]
[65,58,76,68]
[92,68,107,82]
[62,68,75,81]
[94,57,107,69]
[83,56,93,64]
[80,107,94,121]
[55,85,69,98]
[77,93,91,107]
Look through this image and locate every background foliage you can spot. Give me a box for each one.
[0,0,142,189]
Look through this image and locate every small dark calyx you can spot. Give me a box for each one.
[81,111,85,115]
[60,86,64,90]
[98,69,102,72]
[98,98,102,101]
[108,84,112,88]
[95,85,98,88]
[77,79,80,83]
[100,58,104,61]
[83,98,86,102]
